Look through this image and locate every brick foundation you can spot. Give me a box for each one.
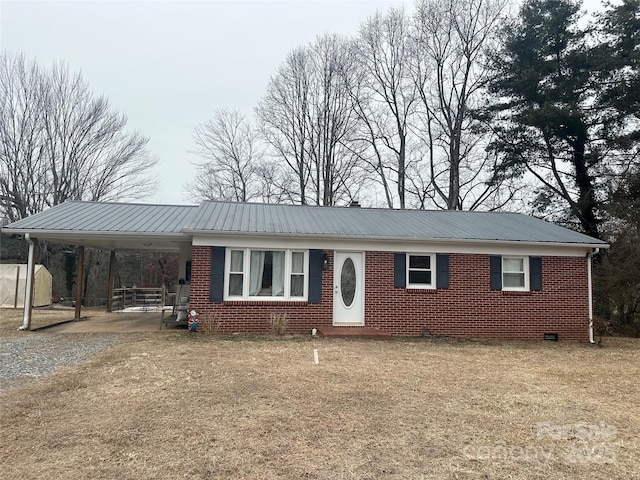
[190,247,590,341]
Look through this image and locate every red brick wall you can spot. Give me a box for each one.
[190,247,590,341]
[364,252,589,341]
[190,246,333,334]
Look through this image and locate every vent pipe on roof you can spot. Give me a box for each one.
[349,200,361,208]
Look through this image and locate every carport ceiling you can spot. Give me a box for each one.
[22,231,190,252]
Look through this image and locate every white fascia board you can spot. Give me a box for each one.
[3,228,188,239]
[191,232,603,257]
[4,229,190,251]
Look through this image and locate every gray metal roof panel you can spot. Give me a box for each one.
[184,201,606,245]
[4,201,199,234]
[4,200,606,246]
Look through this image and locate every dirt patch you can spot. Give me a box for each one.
[0,334,638,479]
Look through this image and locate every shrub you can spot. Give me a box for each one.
[199,312,222,336]
[592,317,612,347]
[269,312,288,335]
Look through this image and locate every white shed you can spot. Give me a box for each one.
[0,264,52,308]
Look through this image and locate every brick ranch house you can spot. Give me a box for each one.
[4,200,607,341]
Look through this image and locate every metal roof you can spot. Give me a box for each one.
[185,201,606,246]
[6,201,197,233]
[3,201,199,251]
[3,200,606,249]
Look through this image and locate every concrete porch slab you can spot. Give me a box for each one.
[44,311,183,333]
[317,327,392,339]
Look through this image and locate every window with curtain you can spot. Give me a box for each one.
[502,256,529,290]
[290,251,305,297]
[229,250,244,296]
[226,249,307,300]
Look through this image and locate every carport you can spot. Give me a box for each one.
[2,202,198,330]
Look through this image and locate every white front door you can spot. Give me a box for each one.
[333,252,365,325]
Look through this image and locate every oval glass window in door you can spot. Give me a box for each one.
[341,257,356,307]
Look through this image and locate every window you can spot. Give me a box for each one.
[490,255,541,292]
[407,253,436,289]
[226,249,307,300]
[229,250,244,296]
[502,256,529,291]
[290,251,305,297]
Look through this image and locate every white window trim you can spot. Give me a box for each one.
[406,253,436,289]
[502,255,529,291]
[224,248,308,301]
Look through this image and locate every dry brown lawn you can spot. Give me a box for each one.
[0,322,638,479]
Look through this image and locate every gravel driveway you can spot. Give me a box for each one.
[0,333,127,393]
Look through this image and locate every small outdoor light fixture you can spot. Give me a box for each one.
[322,252,329,269]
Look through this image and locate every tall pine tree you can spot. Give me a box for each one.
[593,0,640,149]
[484,0,602,237]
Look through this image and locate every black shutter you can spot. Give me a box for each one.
[209,246,225,302]
[308,249,323,303]
[490,255,502,290]
[530,257,543,291]
[436,254,449,289]
[394,253,406,288]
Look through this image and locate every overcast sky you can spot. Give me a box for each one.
[2,0,605,206]
[1,0,411,205]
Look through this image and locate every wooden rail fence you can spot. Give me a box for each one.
[110,287,172,312]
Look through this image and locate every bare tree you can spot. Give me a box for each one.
[189,109,263,202]
[355,7,419,209]
[306,34,367,206]
[0,54,48,221]
[411,0,510,210]
[0,53,158,223]
[256,34,366,206]
[256,47,312,204]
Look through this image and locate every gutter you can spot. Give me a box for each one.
[1,228,188,238]
[18,233,35,331]
[184,229,608,250]
[587,247,600,344]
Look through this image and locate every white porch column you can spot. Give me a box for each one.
[18,234,35,331]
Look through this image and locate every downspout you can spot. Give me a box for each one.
[587,247,600,344]
[18,234,35,331]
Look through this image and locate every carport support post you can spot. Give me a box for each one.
[19,234,36,331]
[107,250,116,312]
[75,246,85,321]
[14,265,21,309]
